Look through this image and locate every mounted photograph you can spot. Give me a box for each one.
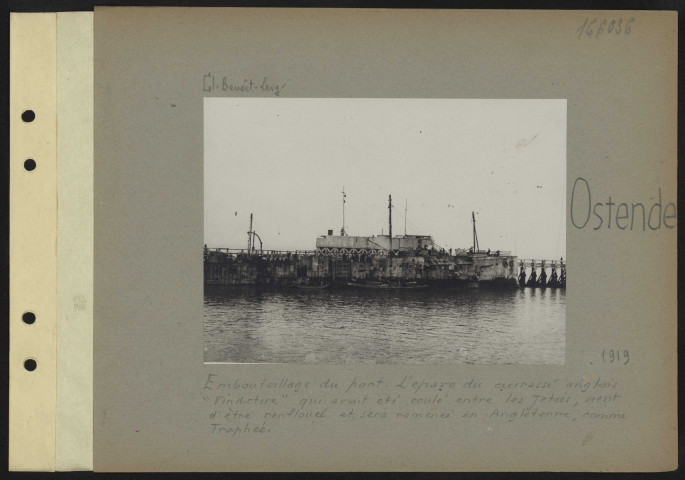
[204,98,566,364]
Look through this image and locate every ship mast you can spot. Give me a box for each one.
[247,213,253,253]
[388,195,393,252]
[472,211,479,253]
[388,194,393,278]
[340,186,347,236]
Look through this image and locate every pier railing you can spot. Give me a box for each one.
[207,247,519,258]
[206,248,564,266]
[518,259,566,267]
[207,247,319,256]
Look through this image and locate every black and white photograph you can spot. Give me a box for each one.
[204,98,566,364]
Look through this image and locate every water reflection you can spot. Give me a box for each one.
[204,287,565,364]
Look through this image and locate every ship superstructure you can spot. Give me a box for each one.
[201,192,551,289]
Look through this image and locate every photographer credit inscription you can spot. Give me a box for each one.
[203,73,286,96]
[202,372,625,438]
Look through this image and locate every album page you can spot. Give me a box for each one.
[89,7,676,471]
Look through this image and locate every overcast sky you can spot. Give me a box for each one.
[205,98,566,260]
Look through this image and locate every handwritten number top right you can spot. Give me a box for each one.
[577,17,635,40]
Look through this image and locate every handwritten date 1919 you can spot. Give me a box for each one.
[577,17,634,40]
[602,349,630,365]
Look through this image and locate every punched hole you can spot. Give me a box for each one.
[24,159,36,171]
[22,312,36,325]
[24,359,37,372]
[21,110,35,122]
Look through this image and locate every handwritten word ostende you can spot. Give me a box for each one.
[570,177,676,231]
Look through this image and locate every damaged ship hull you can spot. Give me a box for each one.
[204,247,519,289]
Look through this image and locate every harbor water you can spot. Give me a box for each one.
[204,287,565,364]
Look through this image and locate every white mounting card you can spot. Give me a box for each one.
[9,12,93,472]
